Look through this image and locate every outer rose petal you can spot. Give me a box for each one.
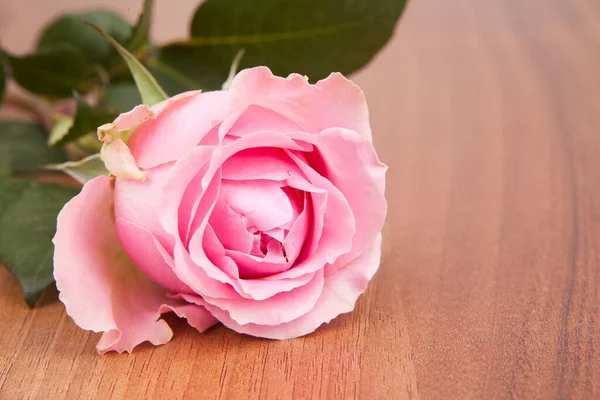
[187,235,382,339]
[128,91,229,168]
[115,218,192,294]
[54,176,177,353]
[200,269,324,326]
[115,162,176,253]
[227,67,371,140]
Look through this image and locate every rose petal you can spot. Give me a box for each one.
[221,147,299,181]
[264,150,354,281]
[228,67,371,140]
[114,162,175,253]
[158,131,305,242]
[198,224,240,279]
[173,239,239,299]
[219,179,293,232]
[209,195,254,254]
[158,131,329,301]
[128,91,229,168]
[219,104,303,139]
[53,176,175,353]
[97,104,154,142]
[100,139,147,181]
[226,246,290,278]
[192,235,382,339]
[159,300,218,333]
[115,218,191,294]
[287,128,387,274]
[198,269,324,326]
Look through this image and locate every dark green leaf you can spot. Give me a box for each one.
[37,10,131,68]
[50,95,116,147]
[8,45,96,97]
[0,179,78,306]
[158,0,407,90]
[127,0,154,52]
[86,22,167,106]
[146,59,204,96]
[99,83,141,113]
[0,121,66,172]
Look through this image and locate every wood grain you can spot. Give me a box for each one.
[2,0,600,398]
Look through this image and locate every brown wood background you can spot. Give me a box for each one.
[1,0,600,398]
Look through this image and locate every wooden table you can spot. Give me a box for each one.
[2,0,600,398]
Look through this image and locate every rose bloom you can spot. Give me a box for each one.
[53,67,387,353]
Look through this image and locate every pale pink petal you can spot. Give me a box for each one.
[219,179,293,232]
[115,218,191,294]
[221,147,299,181]
[53,176,175,353]
[97,104,154,142]
[227,67,371,140]
[180,165,221,244]
[264,227,286,242]
[279,186,303,230]
[265,151,355,281]
[219,105,303,139]
[287,129,387,274]
[209,195,254,253]
[236,272,316,301]
[226,247,290,278]
[193,235,382,339]
[100,139,146,181]
[159,300,218,333]
[197,269,324,326]
[128,91,229,168]
[157,146,215,239]
[282,197,310,262]
[188,211,316,300]
[157,131,323,301]
[173,239,239,299]
[114,162,175,252]
[197,224,240,279]
[158,131,305,241]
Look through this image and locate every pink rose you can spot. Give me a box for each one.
[53,67,387,353]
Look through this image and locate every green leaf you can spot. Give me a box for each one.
[127,0,154,52]
[50,94,116,147]
[146,59,204,96]
[85,22,167,106]
[158,0,407,90]
[99,83,141,113]
[0,178,78,306]
[8,45,96,97]
[0,121,66,172]
[37,10,131,68]
[44,154,108,184]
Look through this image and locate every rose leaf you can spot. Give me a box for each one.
[157,0,409,91]
[0,179,79,306]
[7,45,97,98]
[0,121,66,173]
[37,10,131,69]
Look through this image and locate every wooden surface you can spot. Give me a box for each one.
[2,0,600,398]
